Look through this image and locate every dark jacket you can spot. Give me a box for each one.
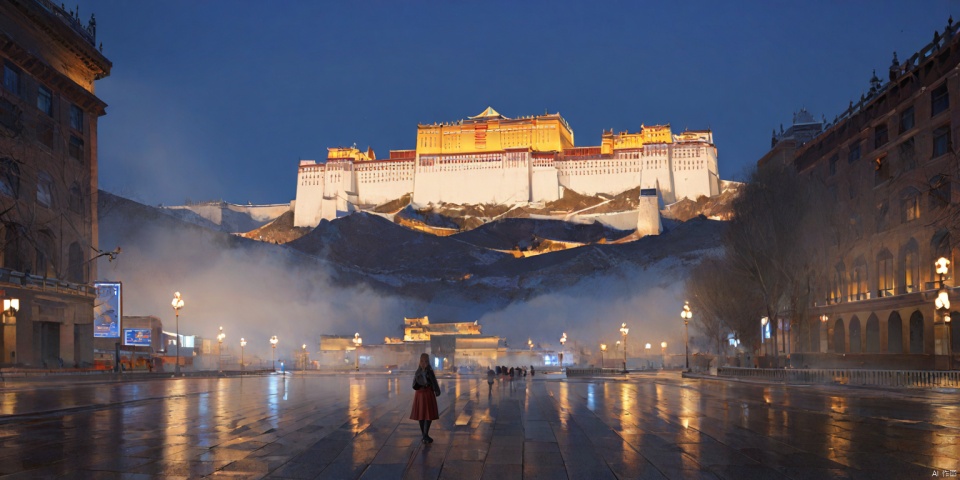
[412,367,440,396]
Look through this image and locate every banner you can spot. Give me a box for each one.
[93,282,121,338]
[123,328,151,347]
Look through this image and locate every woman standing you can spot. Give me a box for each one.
[410,353,440,443]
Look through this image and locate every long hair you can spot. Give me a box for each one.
[418,353,431,371]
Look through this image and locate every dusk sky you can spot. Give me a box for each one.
[77,1,958,206]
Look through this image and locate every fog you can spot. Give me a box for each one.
[474,256,695,358]
[98,193,708,363]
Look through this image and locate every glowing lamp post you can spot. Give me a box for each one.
[760,316,768,358]
[302,344,307,371]
[217,326,225,374]
[240,338,246,372]
[935,257,952,364]
[270,335,278,371]
[619,323,629,374]
[661,341,667,369]
[558,332,567,368]
[600,343,607,368]
[645,343,651,369]
[171,292,184,376]
[353,333,362,371]
[681,302,692,371]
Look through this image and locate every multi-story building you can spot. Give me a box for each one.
[0,0,111,367]
[294,107,720,227]
[762,18,960,369]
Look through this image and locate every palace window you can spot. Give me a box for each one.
[69,104,83,132]
[2,63,20,97]
[874,123,889,149]
[932,83,950,117]
[904,242,920,293]
[901,187,921,222]
[0,157,19,198]
[874,154,890,185]
[929,174,951,209]
[899,137,917,171]
[877,250,894,297]
[69,135,84,163]
[933,124,951,158]
[847,141,861,163]
[900,106,915,133]
[36,86,53,117]
[36,171,53,208]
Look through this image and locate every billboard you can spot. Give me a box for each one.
[124,328,151,347]
[94,282,121,338]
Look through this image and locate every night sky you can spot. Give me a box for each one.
[76,1,958,207]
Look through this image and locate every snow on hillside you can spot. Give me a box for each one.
[98,191,725,354]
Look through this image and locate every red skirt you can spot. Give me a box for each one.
[410,388,439,420]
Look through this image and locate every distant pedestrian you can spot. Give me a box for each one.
[487,367,495,394]
[530,365,535,376]
[410,353,441,444]
[496,365,502,375]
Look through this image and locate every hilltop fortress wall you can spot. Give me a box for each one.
[294,109,720,228]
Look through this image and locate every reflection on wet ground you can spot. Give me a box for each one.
[0,371,957,479]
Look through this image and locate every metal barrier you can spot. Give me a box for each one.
[564,367,624,376]
[717,367,960,388]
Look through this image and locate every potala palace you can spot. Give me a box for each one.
[294,107,720,230]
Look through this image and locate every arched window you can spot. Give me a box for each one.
[887,312,903,353]
[909,311,924,354]
[877,249,894,297]
[67,241,83,283]
[0,157,20,198]
[852,257,868,300]
[35,229,56,278]
[833,318,846,353]
[901,239,920,293]
[834,262,846,302]
[849,316,862,353]
[865,314,880,353]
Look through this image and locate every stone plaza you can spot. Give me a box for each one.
[0,371,955,479]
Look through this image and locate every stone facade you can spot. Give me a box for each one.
[766,18,960,367]
[0,0,111,367]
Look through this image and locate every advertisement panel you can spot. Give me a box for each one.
[124,328,151,347]
[94,282,121,338]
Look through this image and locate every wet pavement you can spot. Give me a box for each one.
[0,371,958,479]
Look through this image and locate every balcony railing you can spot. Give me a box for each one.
[0,267,94,296]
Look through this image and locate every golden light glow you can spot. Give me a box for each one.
[416,107,574,155]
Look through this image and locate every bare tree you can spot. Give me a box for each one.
[687,255,765,357]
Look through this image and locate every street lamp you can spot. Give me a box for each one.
[301,344,307,371]
[645,343,651,369]
[661,341,667,369]
[353,332,362,371]
[935,257,952,364]
[240,338,246,372]
[171,292,184,376]
[619,323,629,373]
[217,326,225,374]
[270,335,278,371]
[600,343,607,368]
[681,302,692,371]
[559,332,567,368]
[761,317,769,358]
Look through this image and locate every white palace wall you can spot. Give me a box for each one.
[355,160,415,205]
[295,161,325,227]
[413,152,531,205]
[671,143,719,202]
[294,134,720,227]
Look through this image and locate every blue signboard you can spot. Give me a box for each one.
[124,328,151,347]
[94,282,121,338]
